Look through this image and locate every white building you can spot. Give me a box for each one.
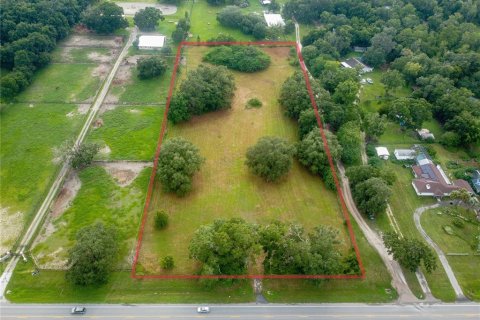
[260,0,271,4]
[375,147,390,160]
[341,58,373,73]
[417,128,435,140]
[264,13,285,27]
[394,149,416,160]
[138,35,166,50]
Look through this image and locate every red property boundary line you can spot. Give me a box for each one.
[131,41,366,280]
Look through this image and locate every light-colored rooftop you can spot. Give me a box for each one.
[138,35,166,48]
[264,13,285,27]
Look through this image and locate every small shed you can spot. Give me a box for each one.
[138,35,166,50]
[260,0,271,4]
[394,149,416,160]
[375,147,390,160]
[472,170,480,194]
[264,13,285,27]
[417,128,435,140]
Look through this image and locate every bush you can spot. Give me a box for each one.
[217,6,267,39]
[246,136,295,182]
[69,143,100,169]
[441,131,461,147]
[452,218,465,229]
[203,46,271,72]
[137,56,167,79]
[154,210,169,229]
[168,64,235,123]
[161,256,175,269]
[246,98,262,108]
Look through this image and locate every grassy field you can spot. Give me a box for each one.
[263,219,396,302]
[15,64,101,103]
[137,46,352,275]
[51,47,116,64]
[88,106,165,160]
[421,207,480,301]
[32,166,151,267]
[6,261,254,303]
[0,103,88,251]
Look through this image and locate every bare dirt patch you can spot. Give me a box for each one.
[91,63,110,80]
[117,2,177,16]
[0,208,24,253]
[112,64,133,85]
[61,35,122,48]
[88,50,117,64]
[99,145,111,155]
[52,171,81,218]
[98,161,152,187]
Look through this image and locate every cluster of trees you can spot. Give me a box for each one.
[291,0,480,148]
[383,232,437,273]
[245,137,295,182]
[134,7,164,31]
[217,6,268,39]
[168,64,236,123]
[203,46,271,72]
[216,6,295,40]
[188,218,357,276]
[278,70,365,187]
[0,0,96,100]
[172,12,190,43]
[157,137,204,196]
[346,165,395,219]
[137,56,167,79]
[82,2,128,34]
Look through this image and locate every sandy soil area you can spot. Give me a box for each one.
[0,208,23,254]
[98,161,152,187]
[116,2,177,15]
[61,35,122,48]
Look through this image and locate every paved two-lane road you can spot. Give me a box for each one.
[1,303,479,319]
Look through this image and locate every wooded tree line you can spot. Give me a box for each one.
[292,0,480,147]
[0,0,131,101]
[0,0,97,100]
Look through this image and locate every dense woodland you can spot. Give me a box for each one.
[0,0,129,101]
[284,0,480,149]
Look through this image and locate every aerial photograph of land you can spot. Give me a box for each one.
[0,0,479,319]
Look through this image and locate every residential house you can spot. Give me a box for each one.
[411,155,473,198]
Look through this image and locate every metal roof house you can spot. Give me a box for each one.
[341,58,373,73]
[472,170,480,194]
[138,35,166,50]
[263,13,285,27]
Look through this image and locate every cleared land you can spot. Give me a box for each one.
[136,46,351,275]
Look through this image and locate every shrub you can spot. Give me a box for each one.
[441,131,461,147]
[161,256,175,269]
[69,143,100,169]
[154,210,169,229]
[452,218,465,229]
[246,98,263,108]
[217,6,267,39]
[246,136,295,182]
[203,46,271,72]
[137,56,167,79]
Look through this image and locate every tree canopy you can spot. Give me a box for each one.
[245,137,295,182]
[134,7,164,31]
[137,56,167,79]
[383,97,432,130]
[157,138,204,196]
[82,2,128,35]
[203,46,271,72]
[189,218,260,275]
[297,129,341,190]
[66,223,118,286]
[168,64,236,123]
[337,121,362,166]
[383,232,437,273]
[352,177,392,219]
[217,6,268,39]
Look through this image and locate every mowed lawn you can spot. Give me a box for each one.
[138,46,348,275]
[421,208,480,301]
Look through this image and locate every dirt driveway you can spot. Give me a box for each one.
[116,2,177,15]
